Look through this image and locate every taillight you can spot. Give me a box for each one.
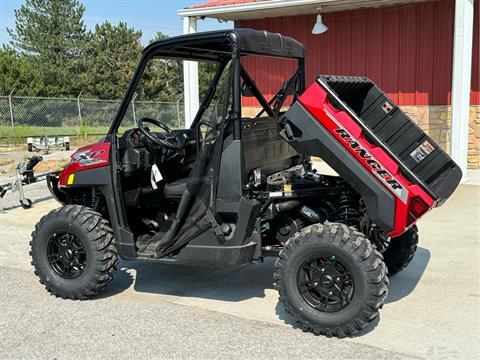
[407,196,430,227]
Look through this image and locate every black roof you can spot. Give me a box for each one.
[143,28,305,61]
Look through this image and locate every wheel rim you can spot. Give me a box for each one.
[47,232,87,279]
[297,254,355,312]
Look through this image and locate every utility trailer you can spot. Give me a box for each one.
[27,135,70,153]
[29,29,461,338]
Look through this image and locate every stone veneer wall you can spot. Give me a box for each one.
[242,106,480,169]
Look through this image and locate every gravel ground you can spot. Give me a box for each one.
[1,148,479,359]
[0,267,415,360]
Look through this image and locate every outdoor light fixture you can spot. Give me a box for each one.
[312,14,328,34]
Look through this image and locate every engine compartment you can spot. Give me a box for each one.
[244,165,368,253]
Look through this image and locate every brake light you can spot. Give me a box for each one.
[407,196,430,227]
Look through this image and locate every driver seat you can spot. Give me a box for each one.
[163,178,188,199]
[163,177,203,199]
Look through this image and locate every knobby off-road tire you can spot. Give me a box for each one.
[382,225,418,276]
[30,205,118,299]
[274,223,388,337]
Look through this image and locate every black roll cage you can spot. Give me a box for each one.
[107,29,306,141]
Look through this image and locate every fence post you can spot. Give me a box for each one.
[77,91,83,124]
[176,97,182,129]
[8,89,15,146]
[131,93,138,126]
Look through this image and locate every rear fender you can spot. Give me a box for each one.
[280,102,397,234]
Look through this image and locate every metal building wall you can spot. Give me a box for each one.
[238,0,479,107]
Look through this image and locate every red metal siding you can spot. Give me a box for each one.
[238,0,479,106]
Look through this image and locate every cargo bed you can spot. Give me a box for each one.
[317,75,462,203]
[280,75,462,236]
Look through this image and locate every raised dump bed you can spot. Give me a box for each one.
[280,75,462,236]
[317,75,462,202]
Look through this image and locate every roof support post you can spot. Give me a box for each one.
[451,0,474,179]
[182,16,199,128]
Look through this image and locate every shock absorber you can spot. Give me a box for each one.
[331,191,360,226]
[91,188,106,214]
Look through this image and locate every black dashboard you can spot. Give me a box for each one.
[117,128,197,182]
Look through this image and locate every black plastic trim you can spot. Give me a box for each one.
[281,102,396,232]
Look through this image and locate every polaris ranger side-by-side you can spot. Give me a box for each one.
[31,30,461,337]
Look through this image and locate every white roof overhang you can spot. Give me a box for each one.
[178,0,427,21]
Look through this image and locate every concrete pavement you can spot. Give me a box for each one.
[0,184,479,359]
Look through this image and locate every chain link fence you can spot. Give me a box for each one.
[0,95,184,146]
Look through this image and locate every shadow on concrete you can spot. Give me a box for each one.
[96,267,135,299]
[127,257,277,301]
[108,247,430,303]
[386,247,430,303]
[102,246,429,336]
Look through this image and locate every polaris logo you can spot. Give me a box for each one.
[334,128,409,203]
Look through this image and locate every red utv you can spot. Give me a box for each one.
[31,29,461,337]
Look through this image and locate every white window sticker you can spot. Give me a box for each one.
[150,164,163,189]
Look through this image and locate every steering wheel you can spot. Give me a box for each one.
[137,117,179,149]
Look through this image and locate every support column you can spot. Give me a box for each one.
[182,16,199,128]
[451,0,474,178]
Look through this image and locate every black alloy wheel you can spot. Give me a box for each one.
[47,232,87,279]
[31,205,118,299]
[297,254,354,312]
[274,223,388,337]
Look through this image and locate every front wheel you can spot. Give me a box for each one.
[30,205,118,299]
[274,223,388,337]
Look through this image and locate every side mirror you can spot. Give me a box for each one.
[241,81,255,97]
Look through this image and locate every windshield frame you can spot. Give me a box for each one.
[107,49,230,137]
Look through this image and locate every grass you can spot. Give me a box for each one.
[0,158,69,175]
[0,125,111,138]
[0,159,15,166]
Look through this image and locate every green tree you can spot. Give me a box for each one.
[0,47,44,96]
[81,21,142,100]
[7,0,86,96]
[136,32,182,102]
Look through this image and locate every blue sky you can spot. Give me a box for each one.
[0,0,232,45]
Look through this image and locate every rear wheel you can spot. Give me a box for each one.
[274,223,388,337]
[382,225,418,276]
[30,205,117,299]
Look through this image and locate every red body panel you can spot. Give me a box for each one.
[59,142,111,186]
[299,82,435,237]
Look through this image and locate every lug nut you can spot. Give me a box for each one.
[313,282,319,286]
[328,291,333,295]
[321,268,325,272]
[336,277,341,281]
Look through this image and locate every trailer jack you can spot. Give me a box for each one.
[0,156,59,213]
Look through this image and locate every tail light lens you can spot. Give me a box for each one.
[407,196,430,227]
